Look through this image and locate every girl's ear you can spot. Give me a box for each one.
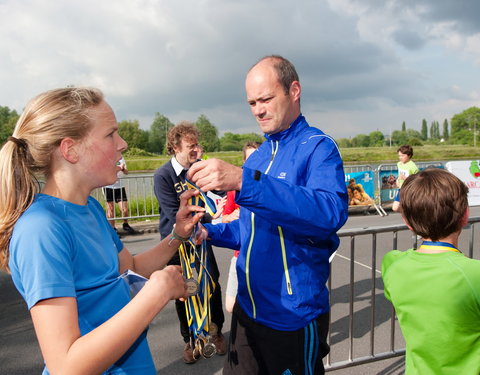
[59,138,79,164]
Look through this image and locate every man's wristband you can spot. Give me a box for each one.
[169,227,190,245]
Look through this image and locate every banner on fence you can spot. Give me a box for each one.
[378,170,398,203]
[446,160,480,206]
[344,170,375,199]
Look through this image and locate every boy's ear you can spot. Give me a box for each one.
[401,215,415,232]
[59,138,79,164]
[461,207,470,228]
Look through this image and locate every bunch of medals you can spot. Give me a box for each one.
[179,179,218,359]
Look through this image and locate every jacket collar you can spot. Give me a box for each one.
[264,114,306,142]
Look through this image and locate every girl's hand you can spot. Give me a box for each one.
[174,190,205,238]
[149,265,188,300]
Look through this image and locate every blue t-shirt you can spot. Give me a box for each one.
[9,194,155,375]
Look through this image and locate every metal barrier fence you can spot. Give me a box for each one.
[89,172,479,370]
[91,175,159,221]
[90,160,451,222]
[324,216,480,371]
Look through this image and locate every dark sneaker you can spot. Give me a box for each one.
[114,227,123,238]
[122,223,137,235]
[183,342,197,364]
[211,333,227,355]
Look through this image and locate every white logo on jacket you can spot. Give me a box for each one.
[278,172,287,179]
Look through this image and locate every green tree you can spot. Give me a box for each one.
[442,119,449,140]
[368,131,385,147]
[219,132,242,151]
[336,138,352,148]
[118,120,145,149]
[401,121,406,132]
[421,119,428,140]
[219,132,264,151]
[0,106,19,145]
[351,134,370,147]
[450,107,480,145]
[196,114,219,152]
[392,129,423,146]
[147,113,173,154]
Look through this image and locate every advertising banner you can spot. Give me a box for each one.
[378,169,398,203]
[446,160,480,206]
[345,170,375,200]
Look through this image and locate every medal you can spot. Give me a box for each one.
[185,278,199,296]
[193,338,202,360]
[202,337,217,358]
[179,183,218,360]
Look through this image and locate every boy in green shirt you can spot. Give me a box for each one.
[392,145,419,212]
[382,168,480,375]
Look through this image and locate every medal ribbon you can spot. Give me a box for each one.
[178,181,217,343]
[418,241,460,253]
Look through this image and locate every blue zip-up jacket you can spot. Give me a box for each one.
[205,115,348,331]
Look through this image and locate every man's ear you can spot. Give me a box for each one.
[59,138,79,163]
[289,81,301,102]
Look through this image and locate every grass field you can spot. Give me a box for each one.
[125,145,480,172]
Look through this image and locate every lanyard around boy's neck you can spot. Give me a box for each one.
[418,241,461,253]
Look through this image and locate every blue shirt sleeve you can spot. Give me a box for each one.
[204,219,241,250]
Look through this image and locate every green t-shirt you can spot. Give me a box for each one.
[397,160,419,187]
[382,249,480,375]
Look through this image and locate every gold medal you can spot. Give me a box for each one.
[202,336,217,358]
[185,278,199,296]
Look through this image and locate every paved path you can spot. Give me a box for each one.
[2,207,480,374]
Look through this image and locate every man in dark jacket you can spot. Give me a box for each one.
[153,122,226,364]
[188,55,348,374]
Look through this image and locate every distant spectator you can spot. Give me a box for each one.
[103,157,137,236]
[392,145,419,212]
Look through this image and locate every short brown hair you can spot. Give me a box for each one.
[400,168,468,241]
[397,145,413,157]
[166,121,199,155]
[242,141,261,161]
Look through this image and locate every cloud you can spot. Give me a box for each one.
[0,0,479,139]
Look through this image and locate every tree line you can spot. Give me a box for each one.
[336,107,480,148]
[0,108,263,155]
[2,105,480,152]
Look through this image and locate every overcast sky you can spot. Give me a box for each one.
[1,0,480,139]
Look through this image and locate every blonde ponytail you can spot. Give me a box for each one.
[0,87,104,272]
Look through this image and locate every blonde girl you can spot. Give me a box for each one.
[0,87,204,375]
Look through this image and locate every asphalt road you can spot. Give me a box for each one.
[2,207,480,375]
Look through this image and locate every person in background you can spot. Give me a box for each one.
[0,87,204,375]
[382,168,480,374]
[188,55,348,375]
[103,156,137,236]
[223,141,261,313]
[392,145,419,212]
[197,144,208,160]
[153,122,226,364]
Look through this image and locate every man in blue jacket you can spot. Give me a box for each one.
[188,55,348,375]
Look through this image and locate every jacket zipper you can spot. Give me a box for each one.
[245,140,279,319]
[277,226,293,295]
